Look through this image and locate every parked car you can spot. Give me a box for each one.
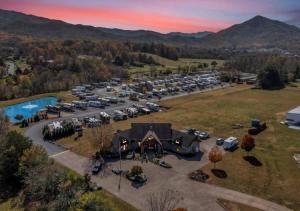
[92,160,102,175]
[223,137,238,151]
[159,160,172,168]
[112,168,123,175]
[185,128,196,135]
[197,132,210,140]
[216,138,224,146]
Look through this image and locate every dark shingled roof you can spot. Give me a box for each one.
[172,130,197,147]
[130,123,172,140]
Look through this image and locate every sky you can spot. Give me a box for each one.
[0,0,300,33]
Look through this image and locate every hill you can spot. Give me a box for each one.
[168,31,213,39]
[0,10,300,50]
[0,9,201,45]
[199,16,300,49]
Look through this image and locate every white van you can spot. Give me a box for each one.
[223,137,238,150]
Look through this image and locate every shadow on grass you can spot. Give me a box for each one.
[243,156,263,167]
[211,169,228,179]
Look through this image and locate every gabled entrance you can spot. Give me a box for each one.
[140,130,163,155]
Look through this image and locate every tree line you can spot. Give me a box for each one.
[223,54,300,89]
[0,38,181,100]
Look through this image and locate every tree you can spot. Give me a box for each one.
[294,65,300,80]
[241,135,255,156]
[208,147,223,169]
[147,189,183,211]
[90,124,113,157]
[0,112,9,139]
[257,65,285,90]
[15,114,24,121]
[0,131,32,199]
[19,145,48,177]
[211,61,218,69]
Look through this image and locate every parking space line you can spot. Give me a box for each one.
[50,150,70,158]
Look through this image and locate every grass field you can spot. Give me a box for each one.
[0,91,76,108]
[128,53,225,74]
[58,83,300,210]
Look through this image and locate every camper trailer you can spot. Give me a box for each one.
[72,101,88,110]
[88,101,105,108]
[85,95,99,101]
[146,102,160,112]
[113,110,128,121]
[99,112,111,124]
[125,107,138,118]
[60,103,75,112]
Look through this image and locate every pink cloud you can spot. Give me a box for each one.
[0,0,234,32]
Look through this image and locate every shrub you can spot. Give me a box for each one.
[131,165,143,176]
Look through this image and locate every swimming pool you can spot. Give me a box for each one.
[3,97,58,123]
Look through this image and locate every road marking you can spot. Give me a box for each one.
[50,150,70,158]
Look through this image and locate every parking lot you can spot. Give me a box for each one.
[48,72,226,128]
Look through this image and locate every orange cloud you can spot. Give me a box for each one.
[0,1,233,32]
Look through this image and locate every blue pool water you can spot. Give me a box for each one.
[3,97,58,123]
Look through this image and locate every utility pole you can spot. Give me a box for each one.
[118,138,122,191]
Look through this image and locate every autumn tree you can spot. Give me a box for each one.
[241,135,255,156]
[208,147,223,169]
[90,124,113,157]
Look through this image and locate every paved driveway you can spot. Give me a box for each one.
[51,140,290,211]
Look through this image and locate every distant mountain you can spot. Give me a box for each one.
[168,31,213,39]
[0,9,202,45]
[199,16,300,49]
[0,9,300,50]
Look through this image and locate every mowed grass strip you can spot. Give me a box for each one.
[128,53,225,74]
[59,84,300,210]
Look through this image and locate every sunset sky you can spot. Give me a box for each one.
[0,0,300,33]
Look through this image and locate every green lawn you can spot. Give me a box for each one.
[59,84,300,210]
[128,53,225,74]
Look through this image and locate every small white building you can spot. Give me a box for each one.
[286,107,300,125]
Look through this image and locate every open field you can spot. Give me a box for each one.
[0,91,76,108]
[58,83,300,210]
[128,54,225,74]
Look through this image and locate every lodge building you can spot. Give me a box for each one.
[112,123,199,156]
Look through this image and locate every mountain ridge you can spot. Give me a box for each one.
[0,9,300,49]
